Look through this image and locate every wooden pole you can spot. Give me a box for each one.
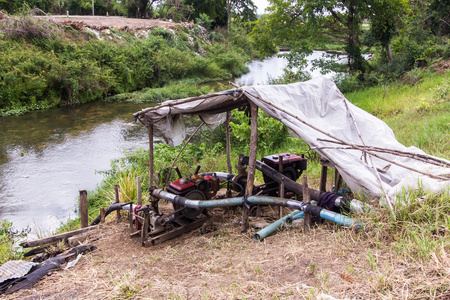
[226,111,232,174]
[148,124,154,187]
[302,175,311,233]
[278,156,284,218]
[319,163,328,193]
[100,207,105,223]
[129,204,135,233]
[114,184,120,221]
[334,170,342,194]
[242,103,258,233]
[79,190,88,228]
[20,226,100,248]
[137,176,142,205]
[141,211,149,246]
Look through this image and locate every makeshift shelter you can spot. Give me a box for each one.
[133,77,450,207]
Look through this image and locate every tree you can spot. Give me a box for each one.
[369,0,409,62]
[185,0,227,28]
[226,0,256,32]
[125,0,161,18]
[250,0,408,74]
[427,0,450,36]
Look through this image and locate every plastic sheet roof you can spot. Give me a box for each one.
[134,77,450,203]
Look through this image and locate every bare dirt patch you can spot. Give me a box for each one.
[35,15,177,31]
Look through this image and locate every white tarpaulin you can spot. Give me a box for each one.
[134,77,450,202]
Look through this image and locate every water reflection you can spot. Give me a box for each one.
[0,102,149,233]
[237,51,339,86]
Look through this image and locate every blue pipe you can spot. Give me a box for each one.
[254,210,303,242]
[151,189,363,228]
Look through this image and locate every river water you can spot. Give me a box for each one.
[0,51,336,233]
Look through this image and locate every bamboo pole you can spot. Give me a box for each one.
[242,102,258,233]
[315,139,450,171]
[133,92,237,119]
[79,190,88,228]
[226,110,232,174]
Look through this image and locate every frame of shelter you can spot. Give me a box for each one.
[131,85,361,246]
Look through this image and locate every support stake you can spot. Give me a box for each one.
[114,184,120,222]
[100,207,105,224]
[242,102,258,233]
[148,124,154,187]
[302,175,311,233]
[226,110,232,174]
[137,176,142,206]
[79,190,88,228]
[141,210,149,246]
[319,162,328,193]
[278,156,284,218]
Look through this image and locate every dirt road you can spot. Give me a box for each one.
[36,15,177,30]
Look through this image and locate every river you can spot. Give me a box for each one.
[0,51,338,233]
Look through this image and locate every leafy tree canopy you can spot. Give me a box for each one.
[250,0,409,74]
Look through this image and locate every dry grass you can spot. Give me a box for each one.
[6,199,450,300]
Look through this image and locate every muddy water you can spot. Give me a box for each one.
[0,51,337,233]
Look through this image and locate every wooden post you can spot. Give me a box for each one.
[302,175,311,233]
[114,184,120,221]
[334,169,342,194]
[278,156,284,218]
[137,176,142,206]
[129,204,135,233]
[319,163,328,193]
[226,111,232,174]
[242,103,258,233]
[79,190,88,228]
[148,124,154,187]
[100,207,105,223]
[141,211,149,246]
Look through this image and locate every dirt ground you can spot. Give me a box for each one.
[6,206,372,300]
[5,201,450,299]
[35,15,180,30]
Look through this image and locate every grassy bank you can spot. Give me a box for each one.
[0,15,255,116]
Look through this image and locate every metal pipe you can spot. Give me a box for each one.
[151,189,363,228]
[254,210,303,242]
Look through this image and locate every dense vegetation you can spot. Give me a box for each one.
[250,0,449,90]
[0,14,256,116]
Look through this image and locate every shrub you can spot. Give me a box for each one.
[230,110,288,152]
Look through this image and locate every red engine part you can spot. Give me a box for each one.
[168,178,195,195]
[134,205,142,230]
